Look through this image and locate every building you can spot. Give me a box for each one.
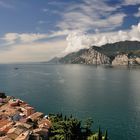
[20,106,35,117]
[15,130,30,140]
[27,112,44,121]
[7,125,27,139]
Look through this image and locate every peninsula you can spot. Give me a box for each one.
[0,92,51,140]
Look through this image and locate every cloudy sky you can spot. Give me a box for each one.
[0,0,140,63]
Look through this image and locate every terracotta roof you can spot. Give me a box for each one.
[0,136,12,140]
[0,120,10,128]
[28,112,44,121]
[15,130,30,140]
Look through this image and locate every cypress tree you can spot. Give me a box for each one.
[98,126,102,140]
[104,130,108,140]
[60,113,62,118]
[64,115,67,121]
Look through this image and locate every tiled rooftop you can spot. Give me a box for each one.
[0,94,51,140]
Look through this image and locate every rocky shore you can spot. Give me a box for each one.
[0,92,51,140]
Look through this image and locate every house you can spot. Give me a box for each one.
[0,121,13,134]
[9,99,20,107]
[20,106,35,117]
[7,125,27,140]
[0,120,10,129]
[27,112,44,121]
[15,130,30,140]
[0,136,12,140]
[15,122,32,129]
[38,118,52,129]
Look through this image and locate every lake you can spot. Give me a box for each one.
[0,64,140,140]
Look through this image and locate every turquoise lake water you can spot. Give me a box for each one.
[0,64,140,140]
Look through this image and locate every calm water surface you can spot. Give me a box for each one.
[0,64,140,140]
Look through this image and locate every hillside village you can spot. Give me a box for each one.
[0,92,51,140]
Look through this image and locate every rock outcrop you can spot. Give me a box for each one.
[136,58,140,64]
[71,48,111,65]
[112,54,140,65]
[59,47,111,65]
[112,54,129,65]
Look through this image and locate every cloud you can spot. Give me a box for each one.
[42,8,49,12]
[56,0,125,32]
[47,1,69,6]
[64,32,92,53]
[0,40,66,63]
[1,32,67,45]
[38,20,48,24]
[1,22,140,63]
[2,33,48,45]
[2,33,19,45]
[0,32,68,63]
[49,30,71,38]
[123,0,140,5]
[0,1,13,8]
[134,7,140,17]
[1,0,140,63]
[64,22,140,54]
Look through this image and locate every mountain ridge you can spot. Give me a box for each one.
[48,41,140,65]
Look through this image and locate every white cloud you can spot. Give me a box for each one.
[123,0,140,5]
[1,0,140,63]
[2,33,19,44]
[47,1,68,6]
[1,22,140,63]
[0,40,66,63]
[64,32,93,53]
[57,0,125,32]
[2,33,48,44]
[0,32,68,63]
[42,8,49,12]
[64,22,140,54]
[49,30,71,38]
[2,32,67,44]
[0,1,13,8]
[38,20,48,24]
[134,7,140,17]
[18,33,47,43]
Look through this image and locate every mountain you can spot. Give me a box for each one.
[49,41,140,65]
[47,57,60,64]
[94,41,140,58]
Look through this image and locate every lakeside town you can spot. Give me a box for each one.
[0,92,51,140]
[0,92,108,140]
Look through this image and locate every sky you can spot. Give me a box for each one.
[0,0,140,63]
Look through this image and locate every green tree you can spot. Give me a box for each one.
[84,118,93,136]
[49,114,108,140]
[104,130,108,140]
[98,127,102,140]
